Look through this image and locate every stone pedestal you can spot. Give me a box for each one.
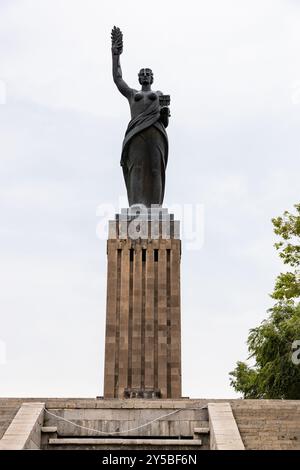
[103,208,182,399]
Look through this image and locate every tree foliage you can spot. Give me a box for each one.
[230,204,300,399]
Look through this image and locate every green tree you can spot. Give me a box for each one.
[230,204,300,399]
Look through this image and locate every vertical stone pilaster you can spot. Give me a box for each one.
[157,243,168,398]
[144,245,154,389]
[131,245,142,389]
[103,241,118,398]
[118,246,130,397]
[170,239,182,398]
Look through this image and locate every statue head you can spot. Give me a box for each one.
[138,68,153,86]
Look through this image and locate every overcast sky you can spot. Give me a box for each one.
[0,0,299,398]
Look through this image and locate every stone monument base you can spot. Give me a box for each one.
[103,208,182,400]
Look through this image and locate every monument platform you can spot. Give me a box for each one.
[1,398,300,450]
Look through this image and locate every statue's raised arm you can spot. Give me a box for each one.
[111,26,132,99]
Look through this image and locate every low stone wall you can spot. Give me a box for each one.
[231,400,300,450]
[42,399,210,450]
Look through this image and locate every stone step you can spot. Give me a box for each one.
[49,438,202,446]
[0,408,20,414]
[194,427,210,434]
[42,426,57,433]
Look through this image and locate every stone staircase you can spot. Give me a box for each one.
[41,428,210,450]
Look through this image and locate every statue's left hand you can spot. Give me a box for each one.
[111,26,123,55]
[160,107,170,117]
[160,106,170,128]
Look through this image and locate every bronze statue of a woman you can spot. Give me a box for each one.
[111,26,170,208]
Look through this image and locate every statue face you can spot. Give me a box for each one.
[138,68,153,85]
